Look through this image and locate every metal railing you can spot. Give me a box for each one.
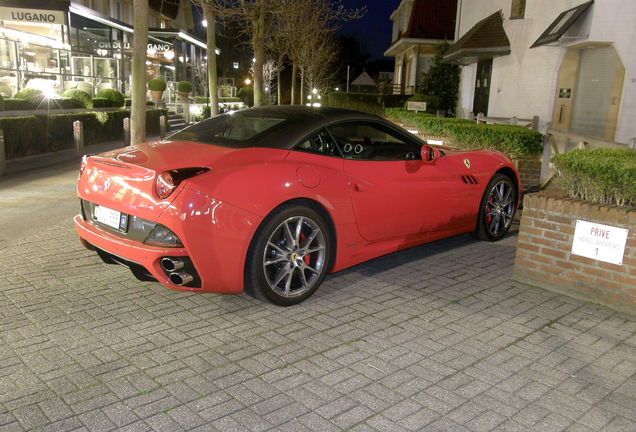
[475,113,540,130]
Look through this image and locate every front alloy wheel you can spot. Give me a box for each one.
[246,205,331,305]
[473,174,516,241]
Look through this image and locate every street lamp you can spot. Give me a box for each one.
[245,78,251,85]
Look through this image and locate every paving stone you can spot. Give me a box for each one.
[1,180,634,432]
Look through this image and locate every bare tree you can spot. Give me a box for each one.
[131,0,148,145]
[276,0,364,104]
[304,35,340,97]
[250,59,279,103]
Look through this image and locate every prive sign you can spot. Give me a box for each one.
[571,220,629,265]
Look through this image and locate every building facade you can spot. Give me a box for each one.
[0,0,208,98]
[448,0,635,143]
[385,0,457,95]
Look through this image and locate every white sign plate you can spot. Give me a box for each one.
[94,205,122,230]
[571,220,628,265]
[0,7,66,25]
[407,101,427,112]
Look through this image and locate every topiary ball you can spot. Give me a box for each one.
[148,79,167,92]
[62,88,93,109]
[95,88,125,107]
[176,81,193,93]
[14,88,45,106]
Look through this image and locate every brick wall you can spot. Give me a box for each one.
[514,157,542,193]
[513,191,636,315]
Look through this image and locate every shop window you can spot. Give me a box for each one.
[510,0,526,19]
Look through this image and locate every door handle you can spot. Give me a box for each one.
[353,183,362,192]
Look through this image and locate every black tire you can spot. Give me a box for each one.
[245,205,331,306]
[472,174,516,241]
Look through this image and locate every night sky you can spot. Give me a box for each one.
[338,0,402,60]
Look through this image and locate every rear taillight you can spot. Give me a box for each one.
[156,171,176,199]
[154,167,209,200]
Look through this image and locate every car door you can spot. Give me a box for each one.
[327,121,463,242]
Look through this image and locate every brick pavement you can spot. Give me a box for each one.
[0,218,635,431]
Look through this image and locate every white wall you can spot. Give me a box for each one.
[589,0,636,142]
[455,0,635,141]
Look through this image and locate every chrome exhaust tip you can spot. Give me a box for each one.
[169,272,193,286]
[161,257,184,272]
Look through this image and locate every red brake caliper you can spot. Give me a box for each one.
[300,233,311,264]
[486,196,494,225]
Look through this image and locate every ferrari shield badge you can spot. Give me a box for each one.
[464,159,471,169]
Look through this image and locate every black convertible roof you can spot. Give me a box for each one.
[169,105,397,150]
[230,106,385,149]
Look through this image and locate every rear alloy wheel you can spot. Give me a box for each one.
[473,174,516,241]
[246,206,331,306]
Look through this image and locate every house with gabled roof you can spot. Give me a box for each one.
[384,0,457,95]
[445,0,635,144]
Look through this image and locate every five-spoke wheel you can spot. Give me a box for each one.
[246,205,331,306]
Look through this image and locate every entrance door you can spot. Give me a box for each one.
[571,47,617,138]
[473,59,492,115]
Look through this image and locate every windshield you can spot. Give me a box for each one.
[169,112,289,147]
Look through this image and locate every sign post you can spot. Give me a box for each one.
[73,120,84,155]
[160,115,167,139]
[0,128,5,176]
[123,117,130,147]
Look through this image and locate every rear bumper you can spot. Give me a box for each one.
[74,215,201,291]
[74,189,263,294]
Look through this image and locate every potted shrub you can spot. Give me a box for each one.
[148,79,167,103]
[176,81,193,100]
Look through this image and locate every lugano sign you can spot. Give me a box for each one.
[0,7,66,25]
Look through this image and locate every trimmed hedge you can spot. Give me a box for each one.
[386,108,543,159]
[552,148,635,208]
[1,109,167,159]
[62,89,93,109]
[125,99,155,107]
[95,88,125,107]
[92,98,110,108]
[52,98,84,109]
[3,98,36,110]
[325,92,411,116]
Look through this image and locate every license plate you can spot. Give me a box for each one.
[94,205,125,230]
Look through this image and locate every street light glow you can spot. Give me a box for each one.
[245,78,251,85]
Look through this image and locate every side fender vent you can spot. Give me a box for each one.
[461,175,479,185]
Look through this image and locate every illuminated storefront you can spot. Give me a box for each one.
[0,0,206,98]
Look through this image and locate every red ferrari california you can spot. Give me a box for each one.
[75,106,519,305]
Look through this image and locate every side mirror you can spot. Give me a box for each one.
[421,145,439,163]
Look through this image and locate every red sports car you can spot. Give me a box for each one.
[75,106,519,305]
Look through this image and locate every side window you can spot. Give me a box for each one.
[294,129,339,157]
[510,0,526,19]
[327,122,421,161]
